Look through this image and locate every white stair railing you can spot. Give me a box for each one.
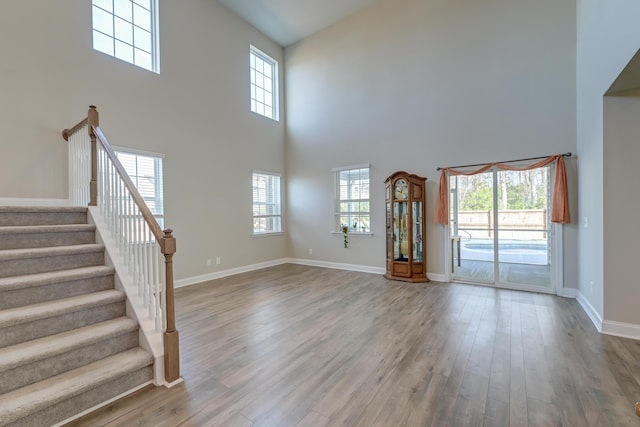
[65,120,90,207]
[63,106,180,384]
[97,143,165,331]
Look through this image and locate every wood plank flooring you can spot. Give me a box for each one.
[68,264,640,426]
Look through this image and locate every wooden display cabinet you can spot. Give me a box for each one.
[384,171,429,282]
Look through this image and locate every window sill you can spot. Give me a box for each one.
[252,232,284,238]
[330,231,374,237]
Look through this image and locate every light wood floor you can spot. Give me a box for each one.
[69,264,640,426]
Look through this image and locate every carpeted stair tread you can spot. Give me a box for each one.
[0,317,138,374]
[0,244,104,262]
[0,265,114,292]
[0,224,97,250]
[0,224,95,235]
[0,348,153,426]
[0,289,125,329]
[0,206,88,227]
[0,205,159,424]
[0,206,88,213]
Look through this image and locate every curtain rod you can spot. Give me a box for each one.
[436,152,572,171]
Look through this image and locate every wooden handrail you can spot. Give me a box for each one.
[62,117,88,141]
[636,401,639,417]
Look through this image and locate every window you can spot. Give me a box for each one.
[250,45,279,121]
[92,0,159,73]
[114,149,164,227]
[334,165,370,233]
[252,172,281,234]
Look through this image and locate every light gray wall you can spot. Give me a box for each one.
[603,95,640,325]
[0,0,287,281]
[285,0,577,280]
[576,0,640,322]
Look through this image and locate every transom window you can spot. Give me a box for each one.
[334,165,371,233]
[92,0,159,73]
[250,45,279,121]
[252,171,282,234]
[115,148,164,227]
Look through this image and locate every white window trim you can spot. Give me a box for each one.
[249,45,279,121]
[333,163,371,235]
[91,0,160,73]
[331,164,371,172]
[252,170,282,236]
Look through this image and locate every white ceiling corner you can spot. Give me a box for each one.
[217,0,379,47]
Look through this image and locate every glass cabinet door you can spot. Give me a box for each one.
[413,201,423,261]
[394,201,409,261]
[386,202,391,260]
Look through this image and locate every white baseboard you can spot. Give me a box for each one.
[602,320,640,341]
[0,197,72,206]
[427,272,448,282]
[174,258,289,288]
[558,287,578,298]
[164,377,184,388]
[53,380,153,427]
[287,258,385,275]
[176,257,444,287]
[575,290,603,332]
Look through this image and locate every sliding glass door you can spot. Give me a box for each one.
[450,172,496,283]
[450,167,553,292]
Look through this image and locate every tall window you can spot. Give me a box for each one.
[250,45,279,121]
[252,171,281,234]
[115,149,164,227]
[92,0,159,73]
[334,165,370,233]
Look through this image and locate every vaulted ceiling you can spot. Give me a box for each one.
[217,0,379,47]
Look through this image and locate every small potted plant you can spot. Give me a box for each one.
[341,224,349,248]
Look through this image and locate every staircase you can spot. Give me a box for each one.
[0,206,154,427]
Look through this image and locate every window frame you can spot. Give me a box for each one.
[333,164,371,234]
[113,146,165,228]
[252,170,282,236]
[249,45,279,121]
[92,0,160,73]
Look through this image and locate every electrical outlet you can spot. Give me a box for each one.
[206,259,212,266]
[308,248,313,255]
[583,216,589,228]
[216,257,221,265]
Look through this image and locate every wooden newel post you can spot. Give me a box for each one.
[161,229,180,383]
[88,105,99,206]
[635,401,639,417]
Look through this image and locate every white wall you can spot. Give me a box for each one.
[576,0,640,326]
[0,0,287,281]
[285,0,577,281]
